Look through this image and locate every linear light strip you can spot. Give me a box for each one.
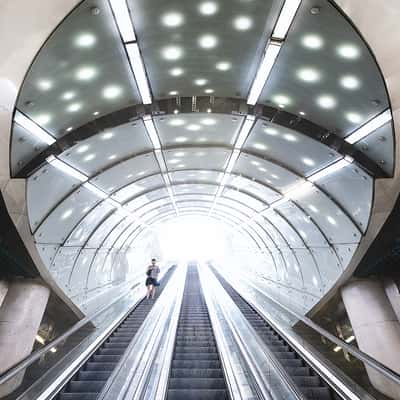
[247,41,282,106]
[234,115,256,150]
[345,109,392,144]
[155,149,167,172]
[109,0,136,42]
[126,43,152,104]
[143,116,161,150]
[14,110,56,146]
[272,0,302,40]
[46,155,88,182]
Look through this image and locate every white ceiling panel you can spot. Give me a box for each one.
[87,250,109,290]
[244,120,341,176]
[170,169,223,185]
[173,183,217,196]
[125,188,169,212]
[222,188,265,212]
[58,119,152,176]
[293,249,322,295]
[69,249,97,295]
[86,211,125,248]
[310,247,342,289]
[102,216,137,248]
[90,152,160,194]
[218,197,257,216]
[174,194,214,203]
[113,221,141,249]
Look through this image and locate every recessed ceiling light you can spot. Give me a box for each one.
[264,127,278,136]
[75,32,96,48]
[302,34,324,50]
[76,66,97,81]
[302,157,315,166]
[175,136,188,142]
[169,90,179,96]
[299,111,306,116]
[161,12,184,27]
[233,16,253,31]
[101,131,114,140]
[61,209,73,220]
[346,112,362,124]
[169,118,185,126]
[102,85,122,99]
[340,75,361,90]
[199,1,218,15]
[187,124,201,131]
[66,126,73,132]
[297,67,320,82]
[196,151,206,156]
[272,94,291,106]
[204,89,214,94]
[108,154,117,160]
[271,174,279,179]
[198,34,218,49]
[93,111,99,116]
[198,137,207,142]
[327,216,337,225]
[194,78,208,86]
[77,144,90,154]
[67,102,82,112]
[337,44,360,59]
[37,79,53,91]
[216,61,231,71]
[137,171,146,176]
[84,153,95,162]
[61,91,75,101]
[317,95,337,109]
[126,174,133,179]
[173,109,179,114]
[251,160,260,166]
[283,133,297,142]
[254,143,267,150]
[162,46,183,60]
[170,67,184,76]
[35,114,52,125]
[177,164,185,168]
[201,118,216,126]
[258,167,267,172]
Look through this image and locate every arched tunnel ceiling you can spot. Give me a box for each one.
[8,0,395,312]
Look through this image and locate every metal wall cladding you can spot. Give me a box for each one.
[68,249,97,295]
[113,175,165,203]
[310,247,343,291]
[27,163,80,230]
[51,247,81,288]
[222,188,266,212]
[87,250,109,290]
[293,249,322,296]
[280,249,304,288]
[34,186,103,244]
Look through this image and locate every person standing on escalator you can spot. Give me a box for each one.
[145,258,160,299]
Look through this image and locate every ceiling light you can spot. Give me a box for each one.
[302,157,315,166]
[175,136,188,143]
[169,90,179,96]
[337,43,360,59]
[258,167,267,172]
[198,137,207,142]
[66,127,73,132]
[299,111,306,116]
[83,182,108,199]
[101,131,114,140]
[169,159,180,164]
[108,154,117,160]
[143,115,161,150]
[102,85,122,99]
[170,67,184,76]
[177,164,185,168]
[273,94,292,107]
[195,78,208,86]
[162,45,183,60]
[109,0,136,42]
[272,0,302,40]
[14,111,55,145]
[201,118,216,126]
[76,66,97,81]
[283,133,297,142]
[76,144,90,154]
[308,158,350,182]
[216,61,231,71]
[247,41,281,105]
[271,174,279,179]
[317,95,336,109]
[173,109,179,114]
[37,79,53,91]
[340,75,361,90]
[302,34,324,50]
[169,118,185,126]
[35,114,52,125]
[93,111,100,116]
[308,204,318,213]
[345,109,392,144]
[46,155,87,181]
[204,89,214,94]
[61,91,75,101]
[264,127,278,136]
[35,335,45,345]
[174,151,185,157]
[67,103,82,112]
[251,160,260,166]
[198,34,218,49]
[84,153,95,162]
[226,150,240,173]
[346,112,362,124]
[297,67,320,82]
[327,216,337,225]
[199,1,218,15]
[61,209,73,220]
[187,124,201,131]
[161,12,184,27]
[75,32,96,47]
[126,43,152,104]
[333,346,342,353]
[254,143,267,150]
[235,115,255,150]
[233,16,253,31]
[345,335,355,343]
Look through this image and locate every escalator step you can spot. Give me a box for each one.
[293,376,322,387]
[174,353,219,360]
[58,393,98,400]
[68,380,104,392]
[169,378,226,389]
[171,368,224,378]
[167,389,228,400]
[78,371,110,381]
[84,362,117,371]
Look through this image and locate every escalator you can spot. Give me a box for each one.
[212,268,336,400]
[56,266,175,400]
[167,265,229,400]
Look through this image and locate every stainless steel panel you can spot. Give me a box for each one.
[170,169,223,185]
[102,216,137,248]
[87,250,109,290]
[293,249,322,295]
[69,249,97,295]
[173,183,217,195]
[333,243,359,269]
[124,188,169,211]
[86,211,125,248]
[281,249,303,288]
[222,187,265,211]
[51,247,81,289]
[310,247,342,290]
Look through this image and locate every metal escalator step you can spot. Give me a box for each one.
[272,351,296,359]
[167,389,228,400]
[301,387,332,399]
[92,354,121,363]
[68,380,104,392]
[78,371,111,381]
[99,348,126,356]
[174,353,219,360]
[285,366,311,376]
[175,346,217,353]
[169,377,226,389]
[274,358,303,367]
[293,376,322,387]
[58,393,98,400]
[84,362,118,371]
[170,368,224,378]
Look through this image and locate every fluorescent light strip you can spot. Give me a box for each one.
[143,116,161,150]
[162,172,171,186]
[126,43,152,104]
[155,149,167,172]
[83,182,108,199]
[105,198,121,208]
[345,109,392,144]
[14,110,56,146]
[109,0,136,42]
[235,115,255,150]
[46,155,87,182]
[308,158,351,182]
[226,150,240,173]
[247,42,281,106]
[272,0,302,40]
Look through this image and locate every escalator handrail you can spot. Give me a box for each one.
[230,272,400,388]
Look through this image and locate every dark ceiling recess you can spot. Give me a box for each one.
[0,192,38,279]
[355,194,400,278]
